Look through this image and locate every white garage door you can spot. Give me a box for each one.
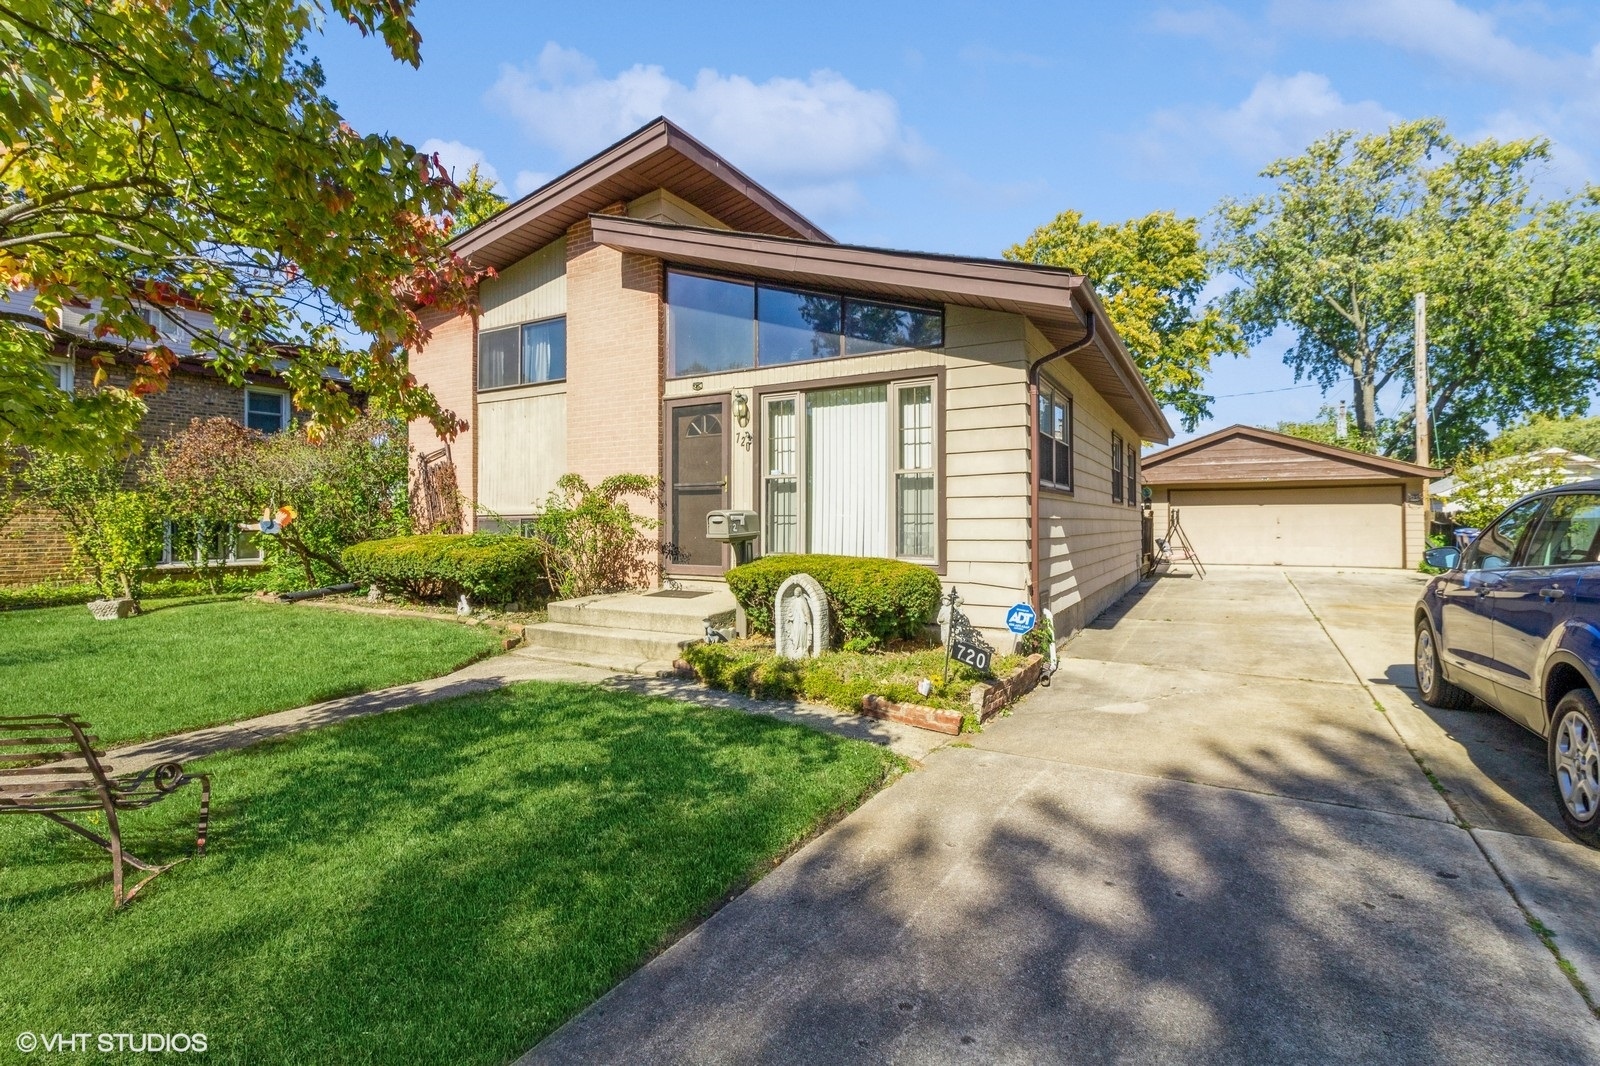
[1169,485,1403,567]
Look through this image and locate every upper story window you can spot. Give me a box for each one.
[1037,385,1073,493]
[666,270,943,378]
[244,388,290,433]
[479,316,567,390]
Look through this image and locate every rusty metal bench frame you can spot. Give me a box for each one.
[0,713,210,907]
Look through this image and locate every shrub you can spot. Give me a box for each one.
[342,534,544,605]
[527,473,663,599]
[725,554,943,650]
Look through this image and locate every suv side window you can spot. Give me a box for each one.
[1519,494,1600,568]
[1464,498,1546,571]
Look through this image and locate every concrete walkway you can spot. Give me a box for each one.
[522,567,1600,1065]
[109,645,948,773]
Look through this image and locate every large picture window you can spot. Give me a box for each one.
[478,316,567,389]
[1037,385,1073,493]
[668,270,943,377]
[760,377,938,563]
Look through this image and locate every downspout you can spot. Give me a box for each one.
[1026,307,1097,620]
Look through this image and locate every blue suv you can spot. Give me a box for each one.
[1415,483,1600,844]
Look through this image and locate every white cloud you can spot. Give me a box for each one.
[513,170,552,197]
[484,43,925,214]
[1149,4,1274,53]
[419,138,503,191]
[1269,0,1563,88]
[1144,72,1400,166]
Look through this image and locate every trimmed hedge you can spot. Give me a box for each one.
[341,534,545,605]
[725,554,942,650]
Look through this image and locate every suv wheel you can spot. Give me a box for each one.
[1550,689,1600,846]
[1415,620,1473,709]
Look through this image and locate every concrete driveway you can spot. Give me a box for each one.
[523,567,1600,1064]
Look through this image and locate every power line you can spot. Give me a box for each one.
[1212,382,1324,399]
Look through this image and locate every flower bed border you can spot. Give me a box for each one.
[674,652,1048,736]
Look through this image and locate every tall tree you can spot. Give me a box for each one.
[1006,210,1244,432]
[451,164,508,234]
[1214,119,1600,457]
[0,0,483,457]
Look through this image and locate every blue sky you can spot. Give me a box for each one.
[314,0,1600,443]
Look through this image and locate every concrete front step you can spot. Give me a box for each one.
[511,645,680,678]
[521,620,695,665]
[547,589,736,638]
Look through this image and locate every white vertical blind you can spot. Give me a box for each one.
[807,385,888,556]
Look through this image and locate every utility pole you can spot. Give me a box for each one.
[1414,293,1430,465]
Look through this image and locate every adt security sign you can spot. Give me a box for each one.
[1006,603,1036,635]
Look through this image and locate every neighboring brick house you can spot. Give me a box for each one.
[1,291,295,586]
[409,118,1175,642]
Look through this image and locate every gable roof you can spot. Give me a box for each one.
[450,118,830,271]
[587,214,1174,442]
[1141,424,1443,483]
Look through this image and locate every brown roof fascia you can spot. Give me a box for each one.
[450,118,831,269]
[588,214,1174,442]
[1141,423,1445,479]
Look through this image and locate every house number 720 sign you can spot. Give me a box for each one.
[950,639,992,674]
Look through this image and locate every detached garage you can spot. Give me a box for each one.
[1142,425,1442,569]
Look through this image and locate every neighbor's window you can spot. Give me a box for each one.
[1037,385,1073,492]
[1112,433,1125,504]
[47,358,72,391]
[1126,443,1139,506]
[478,316,567,389]
[244,388,289,433]
[667,270,943,377]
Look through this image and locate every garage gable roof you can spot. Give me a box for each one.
[449,118,831,271]
[1141,424,1443,484]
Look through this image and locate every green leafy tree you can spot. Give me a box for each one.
[0,0,483,458]
[1439,449,1574,530]
[1006,209,1245,432]
[23,450,158,602]
[1273,405,1380,454]
[1214,119,1600,457]
[451,164,508,234]
[1488,414,1600,459]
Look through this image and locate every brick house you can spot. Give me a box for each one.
[1,290,295,586]
[409,118,1174,642]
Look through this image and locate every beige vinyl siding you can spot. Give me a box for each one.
[1404,478,1427,567]
[1029,321,1144,637]
[941,307,1033,640]
[475,386,567,516]
[626,189,730,229]
[480,238,566,330]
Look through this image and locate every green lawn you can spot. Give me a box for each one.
[0,683,899,1065]
[0,599,504,745]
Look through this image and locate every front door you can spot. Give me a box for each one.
[666,398,728,573]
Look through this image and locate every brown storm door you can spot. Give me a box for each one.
[667,399,728,573]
